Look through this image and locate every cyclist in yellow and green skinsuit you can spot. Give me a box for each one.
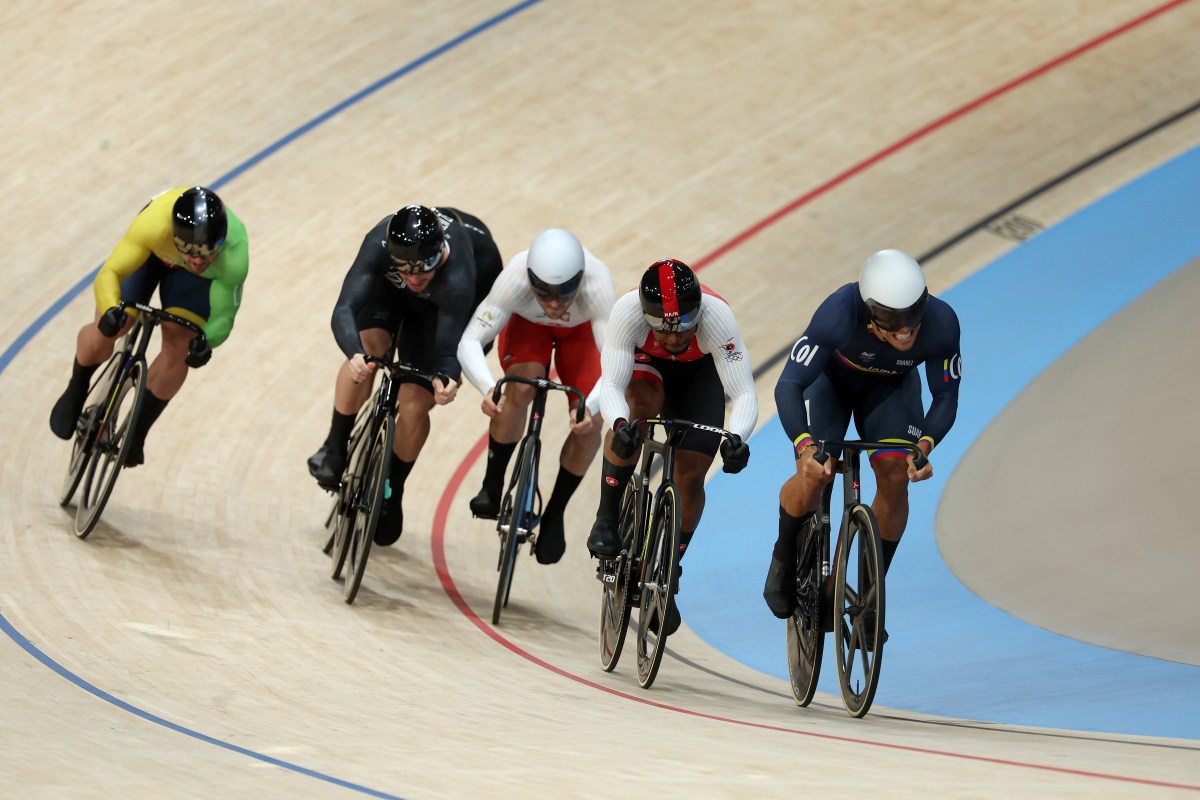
[49,186,249,466]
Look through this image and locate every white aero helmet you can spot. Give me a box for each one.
[858,249,929,331]
[527,228,585,301]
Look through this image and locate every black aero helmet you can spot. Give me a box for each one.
[639,258,702,332]
[172,187,227,258]
[386,205,445,272]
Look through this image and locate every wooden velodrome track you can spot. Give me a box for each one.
[3,2,1200,797]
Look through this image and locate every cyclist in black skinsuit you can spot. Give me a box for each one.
[764,249,962,628]
[307,205,502,545]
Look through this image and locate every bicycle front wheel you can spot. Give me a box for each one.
[343,414,392,604]
[492,439,536,625]
[636,483,681,689]
[60,357,120,507]
[59,403,100,507]
[833,503,885,717]
[599,478,638,672]
[75,359,146,539]
[786,517,826,707]
[329,412,373,579]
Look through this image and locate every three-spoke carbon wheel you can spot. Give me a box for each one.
[75,360,146,539]
[343,415,392,604]
[598,480,638,672]
[786,520,826,707]
[636,484,681,689]
[833,503,885,717]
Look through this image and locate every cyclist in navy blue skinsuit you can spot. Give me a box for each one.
[763,249,963,622]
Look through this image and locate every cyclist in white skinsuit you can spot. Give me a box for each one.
[458,228,617,564]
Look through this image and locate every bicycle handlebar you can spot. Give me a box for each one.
[491,375,587,423]
[630,417,741,445]
[363,355,449,388]
[116,300,206,338]
[814,439,928,471]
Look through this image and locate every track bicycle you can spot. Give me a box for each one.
[785,439,927,717]
[597,417,741,689]
[485,375,585,625]
[59,301,206,539]
[323,348,444,604]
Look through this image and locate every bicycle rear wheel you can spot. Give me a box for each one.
[786,517,826,707]
[833,503,885,717]
[343,415,392,604]
[599,478,639,672]
[75,360,146,539]
[636,483,681,689]
[492,439,535,625]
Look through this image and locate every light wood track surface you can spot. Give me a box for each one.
[3,2,1199,797]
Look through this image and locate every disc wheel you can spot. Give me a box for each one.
[833,504,886,717]
[635,484,681,689]
[786,519,826,707]
[599,479,639,672]
[75,360,146,539]
[342,415,392,604]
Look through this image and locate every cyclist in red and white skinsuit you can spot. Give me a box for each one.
[586,258,757,635]
[458,229,617,564]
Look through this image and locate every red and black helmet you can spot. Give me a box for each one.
[639,259,702,332]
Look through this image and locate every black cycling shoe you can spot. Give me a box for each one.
[123,438,146,468]
[586,518,621,559]
[762,556,796,619]
[307,444,345,488]
[374,490,403,546]
[534,509,566,565]
[468,487,499,520]
[50,386,87,440]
